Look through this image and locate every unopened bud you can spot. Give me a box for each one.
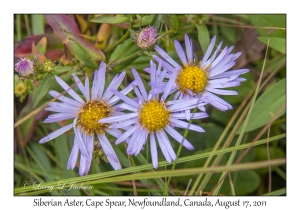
[43,60,55,72]
[15,58,34,77]
[136,26,159,49]
[14,81,27,96]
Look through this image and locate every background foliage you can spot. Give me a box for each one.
[14,14,286,196]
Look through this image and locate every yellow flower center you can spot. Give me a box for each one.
[139,99,170,132]
[14,82,27,95]
[176,65,208,94]
[77,100,112,136]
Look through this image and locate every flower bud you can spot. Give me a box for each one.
[15,58,34,77]
[43,60,55,72]
[14,81,27,96]
[136,26,158,49]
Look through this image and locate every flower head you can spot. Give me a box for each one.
[136,26,159,50]
[99,61,208,169]
[15,58,34,77]
[152,34,249,111]
[39,62,131,176]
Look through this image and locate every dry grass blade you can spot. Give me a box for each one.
[184,179,192,196]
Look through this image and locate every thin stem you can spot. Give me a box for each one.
[105,30,130,53]
[228,173,236,196]
[146,139,150,196]
[107,51,140,70]
[124,142,137,196]
[267,125,272,193]
[184,179,192,196]
[164,100,201,195]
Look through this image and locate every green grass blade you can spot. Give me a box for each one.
[15,159,285,195]
[211,40,270,195]
[14,133,285,195]
[31,15,44,35]
[263,188,286,196]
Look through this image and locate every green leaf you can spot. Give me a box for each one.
[151,15,163,30]
[265,54,286,73]
[109,39,139,62]
[258,37,286,54]
[32,77,55,108]
[205,170,260,195]
[133,15,154,27]
[170,15,179,32]
[184,123,224,153]
[248,14,286,38]
[54,66,73,74]
[196,24,210,53]
[123,55,152,71]
[109,38,140,71]
[161,15,179,32]
[210,107,235,126]
[91,15,130,24]
[240,78,286,133]
[29,142,53,173]
[31,15,44,35]
[263,188,286,196]
[254,146,285,174]
[54,134,81,195]
[220,25,240,44]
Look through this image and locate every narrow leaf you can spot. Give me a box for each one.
[32,77,55,108]
[32,15,44,35]
[240,78,286,133]
[197,24,210,53]
[53,66,73,74]
[91,15,130,24]
[258,37,286,54]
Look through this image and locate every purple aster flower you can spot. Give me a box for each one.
[39,62,133,176]
[99,62,208,169]
[15,58,34,77]
[136,26,159,49]
[151,34,249,111]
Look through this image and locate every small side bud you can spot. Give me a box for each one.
[43,59,55,73]
[15,58,35,77]
[14,81,27,96]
